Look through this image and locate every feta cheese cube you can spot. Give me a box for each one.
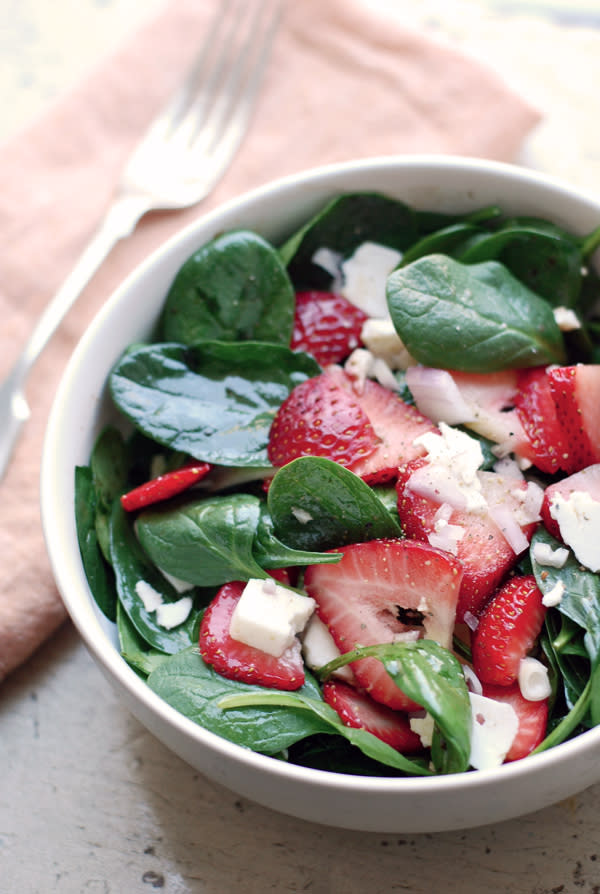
[301,614,353,682]
[360,317,415,370]
[469,692,519,771]
[553,306,581,331]
[340,242,402,318]
[229,578,316,657]
[549,490,600,572]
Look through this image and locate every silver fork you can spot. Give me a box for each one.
[0,0,282,480]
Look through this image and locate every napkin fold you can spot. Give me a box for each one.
[0,0,541,682]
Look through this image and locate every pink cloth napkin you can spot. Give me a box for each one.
[0,0,540,681]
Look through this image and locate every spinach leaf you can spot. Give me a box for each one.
[117,601,170,677]
[110,500,196,653]
[458,219,583,308]
[135,492,267,586]
[318,640,471,774]
[387,254,566,372]
[160,230,295,346]
[267,456,402,551]
[399,222,481,266]
[217,688,432,775]
[286,733,413,776]
[147,647,333,754]
[541,610,590,717]
[253,503,342,569]
[279,192,418,289]
[90,425,130,560]
[109,340,320,466]
[74,465,118,621]
[531,527,600,663]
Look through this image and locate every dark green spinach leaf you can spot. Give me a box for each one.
[160,230,295,346]
[253,503,342,569]
[458,219,583,308]
[319,640,471,774]
[74,465,118,621]
[279,192,418,289]
[135,492,267,586]
[117,601,170,677]
[267,456,402,551]
[531,527,600,663]
[147,647,333,754]
[109,340,320,466]
[387,254,566,372]
[217,688,432,774]
[110,500,196,653]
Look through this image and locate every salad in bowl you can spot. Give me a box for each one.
[42,156,600,831]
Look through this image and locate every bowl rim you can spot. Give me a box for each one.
[41,152,600,801]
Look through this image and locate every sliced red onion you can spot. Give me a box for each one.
[518,657,552,701]
[405,366,476,425]
[463,611,480,632]
[463,663,483,693]
[488,502,529,555]
[407,464,469,511]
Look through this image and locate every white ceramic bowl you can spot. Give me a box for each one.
[41,155,600,833]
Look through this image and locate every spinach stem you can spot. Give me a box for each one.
[581,224,600,260]
[531,678,591,754]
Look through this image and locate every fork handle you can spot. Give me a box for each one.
[15,193,151,380]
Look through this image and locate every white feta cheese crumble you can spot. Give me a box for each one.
[542,579,565,608]
[229,578,316,658]
[409,712,435,748]
[532,541,569,569]
[290,506,313,524]
[493,456,524,479]
[134,580,193,629]
[468,692,519,771]
[155,596,193,630]
[345,348,399,393]
[359,317,415,370]
[159,569,195,593]
[553,306,581,332]
[549,490,600,572]
[311,247,343,288]
[135,580,164,612]
[340,241,402,318]
[518,657,552,701]
[410,423,487,513]
[301,614,353,682]
[427,506,465,556]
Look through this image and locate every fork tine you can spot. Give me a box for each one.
[184,0,283,166]
[140,0,243,144]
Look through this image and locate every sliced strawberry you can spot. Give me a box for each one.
[329,365,436,484]
[304,539,463,712]
[290,291,368,366]
[267,365,434,481]
[199,581,305,690]
[471,575,546,687]
[481,683,548,761]
[396,459,540,621]
[322,680,423,753]
[267,369,379,469]
[443,369,536,464]
[541,463,600,540]
[514,367,568,474]
[547,364,600,473]
[120,460,211,511]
